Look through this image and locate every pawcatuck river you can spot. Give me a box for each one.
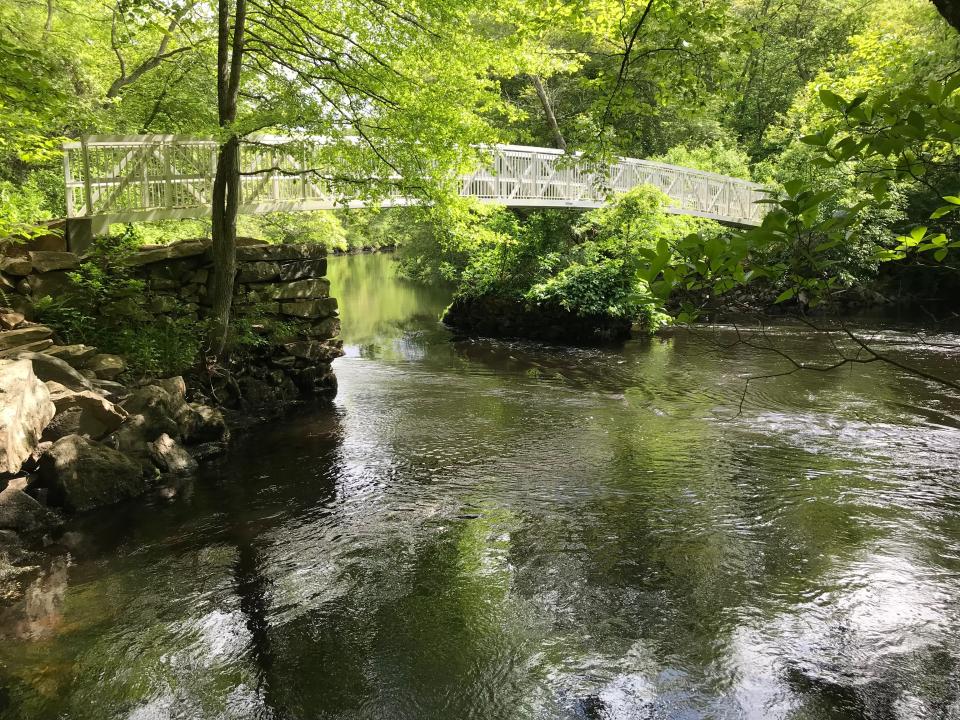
[3,252,960,720]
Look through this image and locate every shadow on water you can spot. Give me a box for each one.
[2,252,960,719]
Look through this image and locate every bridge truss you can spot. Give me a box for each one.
[63,136,768,235]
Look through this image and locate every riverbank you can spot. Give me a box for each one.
[442,294,632,344]
[0,236,344,610]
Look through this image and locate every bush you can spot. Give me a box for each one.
[34,227,205,377]
[427,186,710,333]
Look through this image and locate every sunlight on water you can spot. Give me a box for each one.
[2,252,960,719]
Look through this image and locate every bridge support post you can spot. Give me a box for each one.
[65,217,109,254]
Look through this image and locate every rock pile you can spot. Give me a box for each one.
[0,236,343,603]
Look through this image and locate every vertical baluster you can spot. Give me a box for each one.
[163,141,173,209]
[81,138,93,216]
[64,148,74,218]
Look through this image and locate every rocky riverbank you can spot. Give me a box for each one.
[0,236,344,612]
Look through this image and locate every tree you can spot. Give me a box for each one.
[201,0,528,358]
[207,0,246,357]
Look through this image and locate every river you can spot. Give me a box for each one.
[2,251,960,719]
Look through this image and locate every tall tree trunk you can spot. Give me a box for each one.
[931,0,960,32]
[530,75,566,151]
[210,135,240,355]
[209,0,246,358]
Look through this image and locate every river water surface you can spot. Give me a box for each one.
[3,252,960,719]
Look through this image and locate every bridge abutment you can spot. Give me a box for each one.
[65,217,109,254]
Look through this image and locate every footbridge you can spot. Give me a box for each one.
[63,135,767,245]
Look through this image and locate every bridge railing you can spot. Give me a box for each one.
[64,136,768,228]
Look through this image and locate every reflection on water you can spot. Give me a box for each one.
[2,252,960,718]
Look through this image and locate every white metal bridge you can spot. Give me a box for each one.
[63,135,767,240]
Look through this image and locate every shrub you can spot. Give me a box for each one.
[431,185,711,332]
[34,227,205,377]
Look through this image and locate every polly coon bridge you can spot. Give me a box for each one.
[62,135,768,248]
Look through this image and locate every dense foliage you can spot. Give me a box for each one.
[3,0,960,357]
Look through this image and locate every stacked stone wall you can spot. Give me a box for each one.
[0,234,342,398]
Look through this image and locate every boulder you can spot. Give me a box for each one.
[39,435,146,511]
[187,441,228,462]
[0,326,53,352]
[84,354,125,380]
[147,433,198,475]
[28,251,78,273]
[0,360,56,474]
[102,414,155,474]
[282,340,344,363]
[22,228,67,253]
[28,271,73,298]
[186,404,229,443]
[270,278,330,301]
[121,382,192,440]
[90,379,129,402]
[43,344,98,367]
[0,312,25,330]
[41,406,85,442]
[305,317,341,340]
[0,486,58,533]
[236,243,326,263]
[0,339,54,358]
[148,295,179,314]
[154,376,186,399]
[280,298,338,319]
[0,257,32,276]
[10,351,94,392]
[48,387,127,440]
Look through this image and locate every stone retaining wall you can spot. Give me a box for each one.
[0,234,342,397]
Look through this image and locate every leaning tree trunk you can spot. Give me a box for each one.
[209,134,240,357]
[530,75,566,151]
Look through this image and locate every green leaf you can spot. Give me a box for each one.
[931,205,956,219]
[819,88,847,112]
[774,288,796,304]
[934,248,948,262]
[782,179,805,197]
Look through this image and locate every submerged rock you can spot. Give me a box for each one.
[0,486,59,534]
[39,434,146,511]
[147,433,198,475]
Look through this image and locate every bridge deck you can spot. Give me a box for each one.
[63,136,767,233]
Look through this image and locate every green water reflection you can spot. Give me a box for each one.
[2,252,960,719]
